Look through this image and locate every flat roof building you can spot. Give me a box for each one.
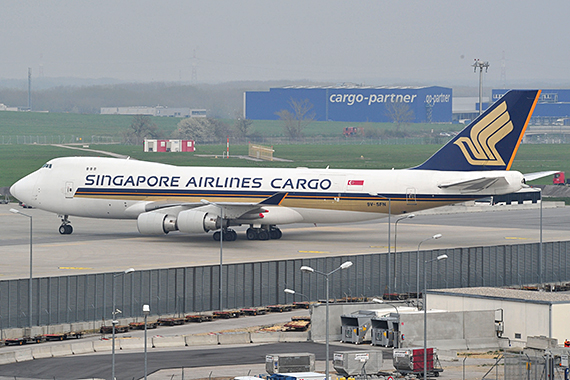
[245,85,452,123]
[427,287,570,347]
[101,106,206,118]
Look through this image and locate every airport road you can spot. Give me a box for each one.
[0,340,495,380]
[0,342,375,380]
[1,203,569,280]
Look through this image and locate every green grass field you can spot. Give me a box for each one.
[2,142,569,188]
[1,111,568,188]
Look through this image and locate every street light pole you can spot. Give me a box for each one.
[284,288,310,302]
[301,261,353,380]
[200,199,224,311]
[394,214,415,294]
[372,298,400,316]
[143,304,150,380]
[539,188,543,286]
[112,268,135,380]
[472,59,490,115]
[424,254,448,380]
[219,207,224,311]
[10,208,33,327]
[416,234,442,307]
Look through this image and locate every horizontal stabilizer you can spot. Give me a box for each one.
[439,177,509,192]
[524,171,560,182]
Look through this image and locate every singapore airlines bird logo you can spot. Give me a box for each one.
[454,102,513,166]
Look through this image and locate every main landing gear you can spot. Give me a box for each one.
[212,228,237,242]
[212,226,283,241]
[246,226,282,241]
[58,215,73,235]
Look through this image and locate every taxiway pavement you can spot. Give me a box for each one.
[1,202,568,280]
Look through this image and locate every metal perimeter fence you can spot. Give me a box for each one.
[0,135,452,146]
[501,353,567,380]
[3,134,568,147]
[1,240,569,330]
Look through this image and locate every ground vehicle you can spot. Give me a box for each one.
[393,348,443,377]
[553,172,567,185]
[342,126,364,137]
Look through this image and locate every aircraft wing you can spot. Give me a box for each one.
[199,192,288,219]
[438,177,510,192]
[132,192,288,219]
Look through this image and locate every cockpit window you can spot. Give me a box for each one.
[41,163,53,169]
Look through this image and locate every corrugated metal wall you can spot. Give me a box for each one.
[245,86,452,123]
[1,241,568,329]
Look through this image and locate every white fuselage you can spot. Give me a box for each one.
[10,156,524,224]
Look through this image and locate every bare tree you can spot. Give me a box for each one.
[276,98,315,139]
[385,102,415,130]
[122,115,159,145]
[234,110,253,139]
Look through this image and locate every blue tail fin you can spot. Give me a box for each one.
[414,90,541,171]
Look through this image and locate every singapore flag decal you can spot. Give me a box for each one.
[347,179,364,190]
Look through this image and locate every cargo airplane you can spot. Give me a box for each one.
[10,90,550,241]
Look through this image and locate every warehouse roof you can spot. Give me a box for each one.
[281,85,434,90]
[428,287,570,304]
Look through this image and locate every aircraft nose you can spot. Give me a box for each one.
[10,174,36,204]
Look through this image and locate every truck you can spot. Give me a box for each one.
[553,172,567,185]
[343,127,364,137]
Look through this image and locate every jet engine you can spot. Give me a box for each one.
[177,209,222,234]
[137,212,178,235]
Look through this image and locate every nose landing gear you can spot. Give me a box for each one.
[58,215,73,235]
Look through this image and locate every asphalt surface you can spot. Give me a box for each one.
[1,203,564,379]
[1,203,569,280]
[0,342,367,380]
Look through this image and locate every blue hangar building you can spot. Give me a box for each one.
[244,85,452,123]
[492,89,570,124]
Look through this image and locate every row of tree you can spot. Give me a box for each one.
[122,114,254,145]
[122,97,415,144]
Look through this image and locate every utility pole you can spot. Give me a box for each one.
[191,49,198,84]
[28,67,32,111]
[472,59,489,115]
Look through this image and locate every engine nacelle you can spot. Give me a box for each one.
[137,212,177,235]
[177,209,221,234]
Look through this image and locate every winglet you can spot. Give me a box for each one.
[259,192,288,205]
[414,90,541,171]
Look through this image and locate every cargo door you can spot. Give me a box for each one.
[406,188,417,205]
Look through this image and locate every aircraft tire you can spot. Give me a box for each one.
[246,228,258,240]
[258,230,270,241]
[59,225,73,234]
[213,231,221,241]
[270,229,282,239]
[223,229,237,241]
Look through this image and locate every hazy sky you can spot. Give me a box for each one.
[2,0,569,85]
